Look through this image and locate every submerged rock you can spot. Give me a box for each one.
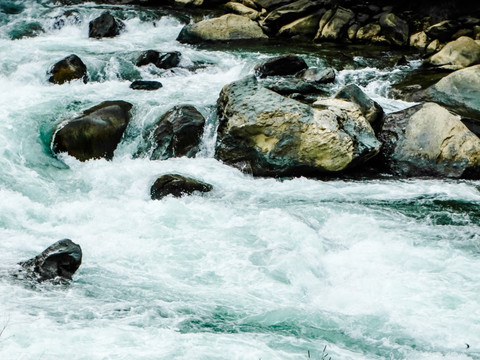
[52,100,133,161]
[130,80,163,90]
[149,105,205,160]
[135,50,181,69]
[254,54,308,78]
[17,239,82,283]
[88,11,125,39]
[48,54,88,84]
[216,75,380,177]
[150,174,213,200]
[377,102,480,178]
[176,14,267,43]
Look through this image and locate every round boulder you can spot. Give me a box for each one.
[89,11,125,39]
[48,54,88,84]
[150,174,213,200]
[176,14,268,44]
[377,102,480,178]
[17,239,82,282]
[52,101,133,161]
[426,36,480,69]
[149,105,205,160]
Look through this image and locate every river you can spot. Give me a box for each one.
[0,1,479,359]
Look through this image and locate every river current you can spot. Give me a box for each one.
[0,1,479,359]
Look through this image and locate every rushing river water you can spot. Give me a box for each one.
[1,1,480,359]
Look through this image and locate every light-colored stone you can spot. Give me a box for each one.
[425,39,443,55]
[317,7,355,41]
[427,36,480,69]
[176,14,268,43]
[225,2,261,20]
[278,11,324,38]
[409,31,428,50]
[378,102,480,178]
[356,23,381,42]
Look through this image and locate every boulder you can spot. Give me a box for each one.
[261,77,328,96]
[136,50,181,69]
[216,75,380,176]
[356,22,381,42]
[423,64,480,120]
[88,11,125,39]
[277,11,325,38]
[48,54,88,84]
[378,103,480,178]
[296,67,335,83]
[52,101,133,161]
[379,12,409,46]
[316,7,355,41]
[252,0,295,10]
[426,36,480,69]
[334,84,383,125]
[254,54,308,77]
[136,50,160,67]
[176,14,267,43]
[17,239,82,283]
[261,0,328,33]
[425,20,460,42]
[409,31,428,50]
[425,39,444,55]
[148,105,206,160]
[130,80,163,90]
[225,2,261,20]
[150,174,213,200]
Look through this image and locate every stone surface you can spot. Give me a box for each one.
[225,2,260,20]
[17,239,82,282]
[176,14,267,43]
[425,20,460,42]
[88,11,125,39]
[150,174,213,200]
[277,11,325,38]
[136,50,181,69]
[48,54,87,84]
[424,64,480,120]
[316,7,355,41]
[52,101,133,161]
[129,80,163,90]
[333,84,383,125]
[356,22,381,42]
[409,31,428,50]
[427,36,480,69]
[254,54,308,77]
[216,75,380,176]
[379,12,409,46]
[296,67,335,84]
[149,105,206,160]
[377,102,480,178]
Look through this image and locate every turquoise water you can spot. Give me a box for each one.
[1,1,480,359]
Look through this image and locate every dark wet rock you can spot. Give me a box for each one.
[48,54,88,85]
[377,102,480,178]
[150,174,213,200]
[252,0,294,10]
[52,100,133,161]
[149,105,205,160]
[254,54,308,78]
[379,12,409,46]
[425,20,460,42]
[88,11,125,39]
[334,84,383,125]
[216,75,380,177]
[296,67,335,84]
[17,239,82,283]
[136,49,160,67]
[9,21,44,40]
[130,80,163,90]
[136,50,181,69]
[261,0,328,33]
[261,76,328,96]
[176,14,267,43]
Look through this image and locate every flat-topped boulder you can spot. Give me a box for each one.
[176,14,267,43]
[426,36,480,70]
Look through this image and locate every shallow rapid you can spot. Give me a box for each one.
[1,1,479,359]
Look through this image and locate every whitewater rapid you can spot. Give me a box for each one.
[1,1,480,359]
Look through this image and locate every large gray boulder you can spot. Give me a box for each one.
[254,54,308,77]
[52,101,133,161]
[149,105,205,160]
[379,12,409,46]
[176,14,267,43]
[426,36,480,69]
[424,65,480,120]
[377,103,480,178]
[48,54,88,85]
[215,75,380,176]
[17,239,82,283]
